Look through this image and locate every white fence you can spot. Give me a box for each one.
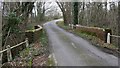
[107,33,120,44]
[0,38,29,67]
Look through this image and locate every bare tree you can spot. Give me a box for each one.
[36,2,53,22]
[56,2,72,25]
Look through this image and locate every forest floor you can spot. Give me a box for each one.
[57,21,119,58]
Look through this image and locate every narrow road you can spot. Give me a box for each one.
[44,19,118,66]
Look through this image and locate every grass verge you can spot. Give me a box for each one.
[46,55,55,66]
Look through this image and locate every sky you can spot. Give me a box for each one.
[32,2,62,16]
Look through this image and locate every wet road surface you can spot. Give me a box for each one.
[44,19,118,66]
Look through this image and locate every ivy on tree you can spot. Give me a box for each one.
[6,12,22,33]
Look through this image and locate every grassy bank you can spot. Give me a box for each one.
[57,21,119,57]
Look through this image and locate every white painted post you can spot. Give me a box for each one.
[107,33,111,44]
[6,45,12,61]
[69,24,71,27]
[71,24,74,29]
[26,38,29,48]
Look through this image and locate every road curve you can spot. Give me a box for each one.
[43,19,118,66]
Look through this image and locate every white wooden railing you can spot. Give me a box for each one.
[0,38,29,67]
[107,33,120,44]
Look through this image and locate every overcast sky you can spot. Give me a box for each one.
[32,2,62,16]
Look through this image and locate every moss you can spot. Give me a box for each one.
[26,23,36,30]
[28,58,32,67]
[46,57,55,66]
[79,30,97,37]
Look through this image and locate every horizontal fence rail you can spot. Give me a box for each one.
[110,35,120,38]
[0,38,28,54]
[0,38,29,66]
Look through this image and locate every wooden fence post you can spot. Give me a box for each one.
[107,33,111,44]
[6,45,12,62]
[26,38,29,48]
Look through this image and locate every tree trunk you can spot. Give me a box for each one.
[118,3,120,67]
[62,11,67,25]
[73,2,78,26]
[118,2,120,50]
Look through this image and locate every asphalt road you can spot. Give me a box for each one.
[44,19,118,66]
